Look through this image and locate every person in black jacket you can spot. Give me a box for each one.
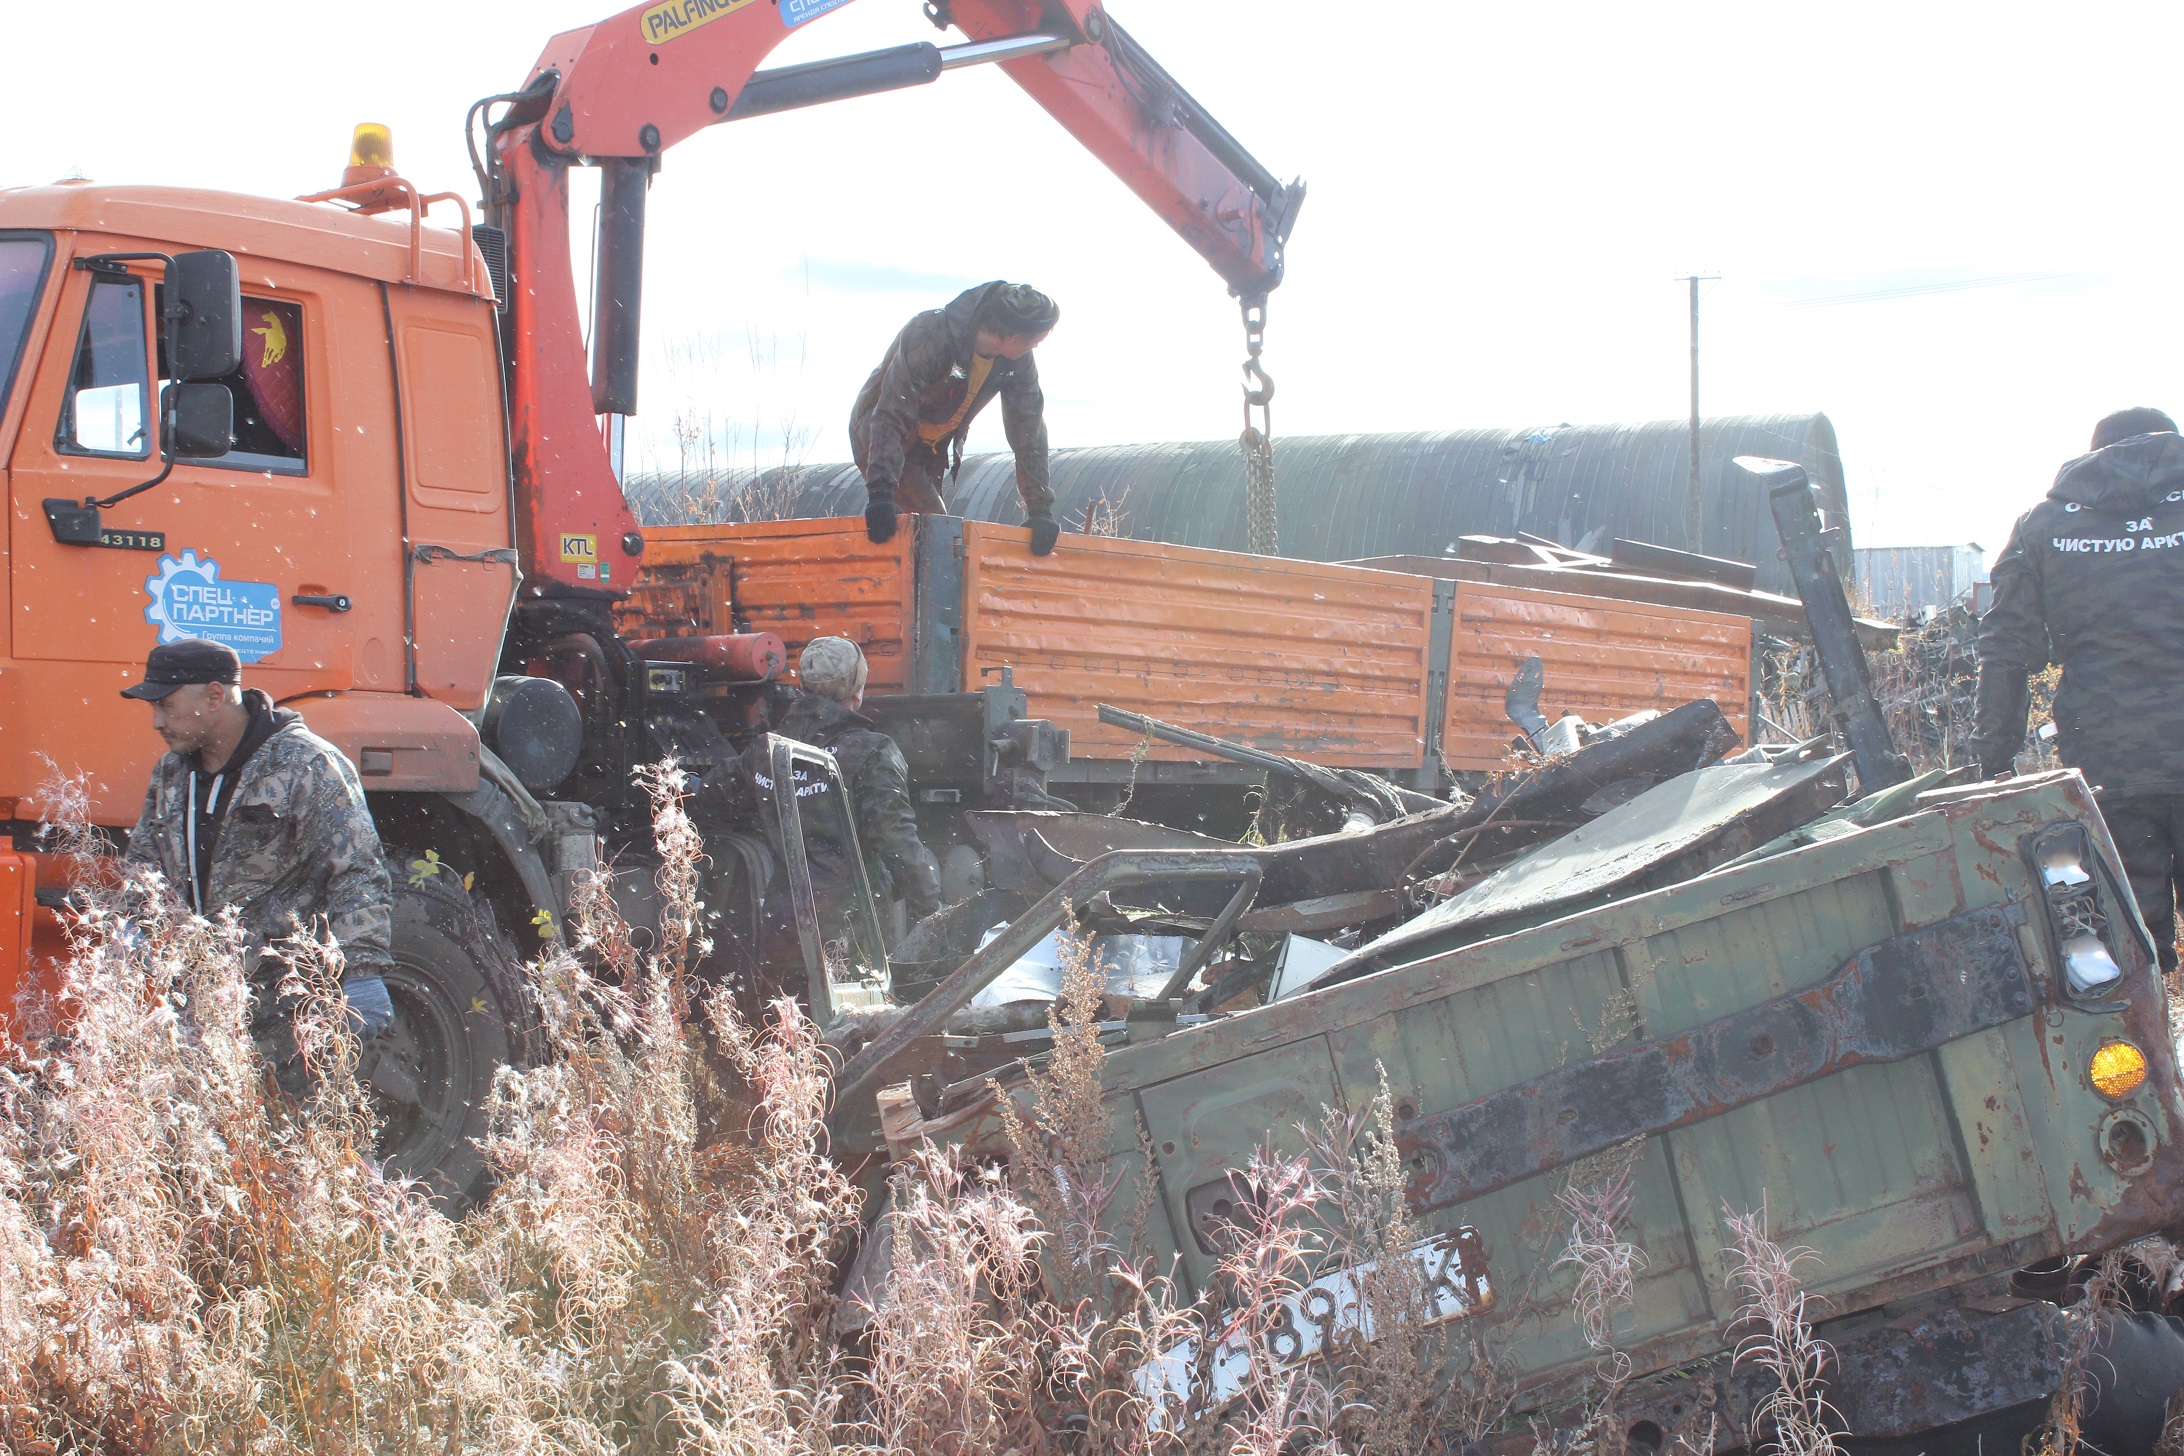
[850,281,1061,553]
[1974,407,2184,970]
[707,637,943,948]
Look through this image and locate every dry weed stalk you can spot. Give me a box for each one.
[995,926,1196,1455]
[1722,1201,1839,1456]
[1196,1146,1332,1454]
[1003,924,1127,1310]
[851,1145,1047,1456]
[1303,1071,1457,1456]
[2158,1390,2184,1456]
[1531,1149,1647,1456]
[2026,1240,2183,1456]
[1559,1160,1642,1361]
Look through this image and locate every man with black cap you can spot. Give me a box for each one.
[851,281,1063,554]
[1975,406,2184,971]
[122,638,396,1073]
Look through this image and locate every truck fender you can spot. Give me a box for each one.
[439,778,561,939]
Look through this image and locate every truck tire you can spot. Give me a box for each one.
[365,858,536,1210]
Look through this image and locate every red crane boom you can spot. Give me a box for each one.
[476,0,1303,596]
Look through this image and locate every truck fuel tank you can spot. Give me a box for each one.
[625,632,787,681]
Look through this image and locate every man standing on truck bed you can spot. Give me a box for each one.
[1976,407,2184,971]
[852,282,1062,554]
[121,639,397,1082]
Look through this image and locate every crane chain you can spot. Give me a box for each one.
[1239,298,1279,556]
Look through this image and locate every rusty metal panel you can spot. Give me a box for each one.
[958,523,1435,769]
[623,518,916,695]
[1075,774,2183,1403]
[1442,581,1751,771]
[1616,868,1992,1303]
[1400,905,2036,1213]
[1136,1037,1345,1288]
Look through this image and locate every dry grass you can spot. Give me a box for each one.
[0,764,873,1453]
[11,761,2149,1453]
[1755,615,2060,779]
[0,766,1416,1454]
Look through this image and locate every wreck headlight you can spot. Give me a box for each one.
[2089,1040,2149,1100]
[2060,934,2125,997]
[2036,841,2093,890]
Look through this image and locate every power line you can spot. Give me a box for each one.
[1781,271,2074,309]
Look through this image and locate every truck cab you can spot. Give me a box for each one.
[0,182,510,813]
[0,182,540,1201]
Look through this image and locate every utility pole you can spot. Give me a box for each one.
[1677,274,1718,552]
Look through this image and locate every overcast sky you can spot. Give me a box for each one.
[10,1,2182,560]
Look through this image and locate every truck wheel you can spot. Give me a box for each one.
[365,859,536,1210]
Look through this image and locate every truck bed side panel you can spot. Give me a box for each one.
[1441,581,1752,770]
[958,524,1435,769]
[630,519,916,695]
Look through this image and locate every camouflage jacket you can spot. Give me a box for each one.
[849,281,1054,518]
[1975,431,2184,796]
[712,691,937,905]
[125,694,393,977]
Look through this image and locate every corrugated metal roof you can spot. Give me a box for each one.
[1853,545,1987,619]
[625,413,1849,597]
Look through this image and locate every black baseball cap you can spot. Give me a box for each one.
[122,639,242,701]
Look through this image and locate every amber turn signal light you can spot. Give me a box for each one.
[2089,1040,2149,1100]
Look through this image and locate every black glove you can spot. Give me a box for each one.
[864,487,898,544]
[1028,512,1061,556]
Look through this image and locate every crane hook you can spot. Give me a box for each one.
[1239,296,1274,410]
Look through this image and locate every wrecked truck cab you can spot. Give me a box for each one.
[864,767,2180,1444]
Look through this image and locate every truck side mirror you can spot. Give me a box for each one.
[166,250,241,381]
[165,382,234,458]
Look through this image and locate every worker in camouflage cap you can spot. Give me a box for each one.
[1975,407,2184,971]
[710,637,943,969]
[798,635,869,701]
[121,638,396,1082]
[778,637,940,922]
[851,281,1063,556]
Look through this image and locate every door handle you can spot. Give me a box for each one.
[292,593,352,612]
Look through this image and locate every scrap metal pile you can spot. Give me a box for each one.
[821,461,1916,1116]
[787,460,2184,1450]
[822,659,1979,1143]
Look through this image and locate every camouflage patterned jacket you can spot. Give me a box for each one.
[849,281,1054,517]
[125,694,394,978]
[710,691,940,910]
[1975,431,2184,796]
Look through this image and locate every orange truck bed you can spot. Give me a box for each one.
[625,518,1751,785]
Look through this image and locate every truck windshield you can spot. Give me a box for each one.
[0,235,53,421]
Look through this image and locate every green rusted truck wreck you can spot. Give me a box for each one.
[831,764,2182,1449]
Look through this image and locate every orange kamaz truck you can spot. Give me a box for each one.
[0,0,1747,1198]
[0,0,1313,1201]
